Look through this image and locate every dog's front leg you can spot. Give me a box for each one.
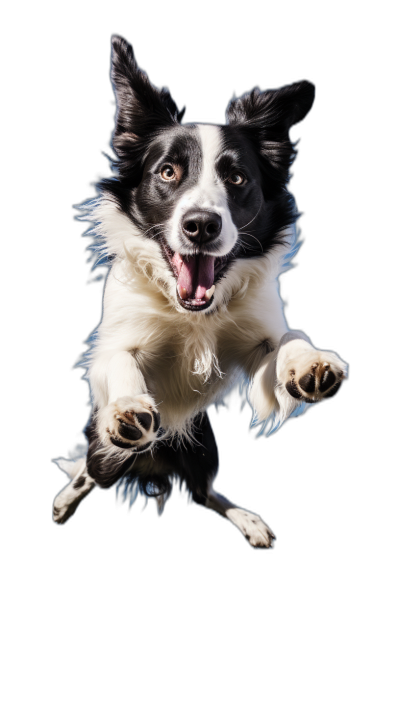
[87,351,160,486]
[249,331,347,425]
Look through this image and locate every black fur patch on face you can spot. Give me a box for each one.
[214,126,297,259]
[100,125,203,238]
[73,475,86,490]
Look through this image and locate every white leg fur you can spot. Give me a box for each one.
[89,350,148,409]
[89,350,160,451]
[206,488,275,548]
[250,331,347,426]
[107,351,148,403]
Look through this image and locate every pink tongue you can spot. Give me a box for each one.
[173,253,215,300]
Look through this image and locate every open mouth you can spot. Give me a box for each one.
[161,241,230,311]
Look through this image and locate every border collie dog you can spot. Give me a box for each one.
[53,35,347,547]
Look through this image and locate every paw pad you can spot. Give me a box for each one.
[99,396,160,452]
[286,361,343,402]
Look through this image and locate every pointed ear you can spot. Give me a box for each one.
[226,81,315,189]
[110,35,184,156]
[226,81,315,133]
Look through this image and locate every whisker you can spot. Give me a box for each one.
[237,239,259,254]
[238,203,263,232]
[237,234,260,252]
[143,223,165,236]
[238,231,264,253]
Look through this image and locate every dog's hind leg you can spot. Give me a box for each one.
[205,488,275,549]
[53,458,95,524]
[178,413,275,548]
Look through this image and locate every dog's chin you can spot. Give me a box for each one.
[176,288,215,312]
[160,239,231,313]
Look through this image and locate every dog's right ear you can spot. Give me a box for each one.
[110,36,184,157]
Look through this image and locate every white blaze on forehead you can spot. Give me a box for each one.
[196,123,223,202]
[167,124,238,257]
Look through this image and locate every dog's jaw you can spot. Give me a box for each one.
[160,238,238,312]
[160,240,215,311]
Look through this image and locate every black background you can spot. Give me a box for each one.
[32,8,359,632]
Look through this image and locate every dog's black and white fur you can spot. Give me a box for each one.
[53,36,347,547]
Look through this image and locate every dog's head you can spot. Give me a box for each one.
[99,36,314,313]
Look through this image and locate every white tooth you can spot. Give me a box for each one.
[205,285,215,300]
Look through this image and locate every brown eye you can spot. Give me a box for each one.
[160,164,176,181]
[228,172,246,186]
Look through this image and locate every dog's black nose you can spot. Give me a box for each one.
[181,210,222,244]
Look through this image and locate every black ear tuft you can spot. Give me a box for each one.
[226,80,315,133]
[278,80,315,127]
[110,35,184,151]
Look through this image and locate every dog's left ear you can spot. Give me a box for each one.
[226,81,315,133]
[226,81,314,187]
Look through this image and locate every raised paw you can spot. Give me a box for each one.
[97,395,160,452]
[278,342,347,403]
[285,357,344,402]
